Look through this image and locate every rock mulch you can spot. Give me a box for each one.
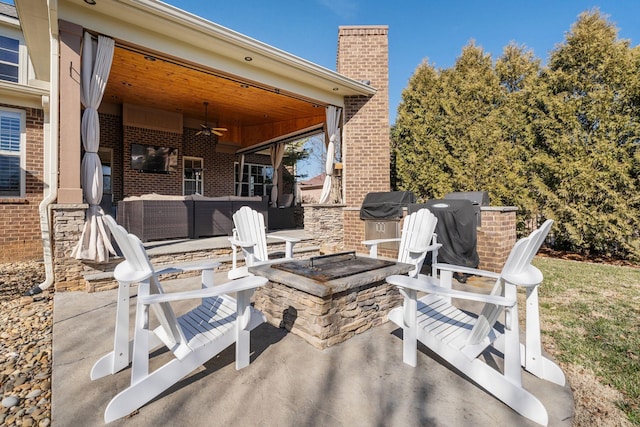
[0,261,51,427]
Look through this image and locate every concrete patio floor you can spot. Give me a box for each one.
[51,275,575,426]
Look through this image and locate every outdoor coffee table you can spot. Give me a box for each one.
[248,252,413,349]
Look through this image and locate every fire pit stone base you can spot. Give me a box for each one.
[253,279,403,349]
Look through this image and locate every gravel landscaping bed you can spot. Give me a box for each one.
[0,261,51,427]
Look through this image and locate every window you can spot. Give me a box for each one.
[98,148,114,215]
[0,109,24,197]
[0,35,19,83]
[235,162,273,197]
[183,157,203,195]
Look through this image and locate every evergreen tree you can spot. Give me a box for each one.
[532,9,640,259]
[393,42,538,229]
[393,8,640,260]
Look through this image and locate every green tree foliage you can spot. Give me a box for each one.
[392,9,640,260]
[393,42,540,230]
[531,10,640,259]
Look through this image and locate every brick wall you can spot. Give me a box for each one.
[477,207,517,272]
[0,105,45,262]
[100,113,123,201]
[337,26,390,207]
[122,126,183,197]
[115,123,269,200]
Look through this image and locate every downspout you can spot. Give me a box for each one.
[25,29,59,295]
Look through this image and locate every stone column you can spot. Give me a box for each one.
[52,204,88,291]
[303,204,345,253]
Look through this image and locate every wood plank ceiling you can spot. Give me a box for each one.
[103,44,327,132]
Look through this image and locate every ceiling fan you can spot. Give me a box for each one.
[196,101,227,137]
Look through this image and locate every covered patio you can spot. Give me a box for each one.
[17,0,386,291]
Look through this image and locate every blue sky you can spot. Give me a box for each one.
[165,0,640,125]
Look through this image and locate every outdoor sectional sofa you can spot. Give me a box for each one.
[116,193,269,242]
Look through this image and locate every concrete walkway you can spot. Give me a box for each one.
[51,276,574,426]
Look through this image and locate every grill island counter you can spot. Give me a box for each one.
[249,253,413,349]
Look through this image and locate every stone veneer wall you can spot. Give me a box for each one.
[253,280,401,349]
[51,204,90,291]
[303,204,345,253]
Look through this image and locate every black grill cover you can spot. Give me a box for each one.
[409,199,479,268]
[443,191,489,206]
[360,191,416,220]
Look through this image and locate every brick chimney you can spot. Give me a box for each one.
[337,25,390,207]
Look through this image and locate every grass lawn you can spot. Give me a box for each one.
[533,256,640,425]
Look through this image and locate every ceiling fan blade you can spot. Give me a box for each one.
[196,130,203,135]
[212,128,227,132]
[212,130,224,136]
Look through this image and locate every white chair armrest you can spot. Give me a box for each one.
[266,234,300,244]
[386,274,516,307]
[229,237,257,249]
[502,265,543,288]
[362,238,401,247]
[362,238,401,258]
[153,260,220,275]
[138,276,267,305]
[433,263,501,280]
[407,242,442,254]
[266,234,300,258]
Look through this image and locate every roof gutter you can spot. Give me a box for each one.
[25,11,59,295]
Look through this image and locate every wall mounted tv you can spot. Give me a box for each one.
[131,144,178,173]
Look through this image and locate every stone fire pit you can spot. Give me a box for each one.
[249,252,412,349]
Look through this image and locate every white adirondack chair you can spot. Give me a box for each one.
[362,208,440,278]
[386,219,564,426]
[228,205,300,279]
[92,215,267,423]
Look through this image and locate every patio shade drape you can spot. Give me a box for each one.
[71,33,116,262]
[270,143,285,207]
[319,106,342,204]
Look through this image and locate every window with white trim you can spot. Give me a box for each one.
[0,34,19,83]
[234,162,273,197]
[0,109,24,197]
[183,157,203,195]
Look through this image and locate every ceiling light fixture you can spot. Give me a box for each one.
[143,55,156,62]
[84,0,97,4]
[244,56,253,62]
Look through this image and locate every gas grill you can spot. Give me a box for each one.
[360,191,416,250]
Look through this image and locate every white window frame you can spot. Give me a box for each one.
[0,108,26,197]
[183,156,204,196]
[234,162,273,197]
[0,25,29,85]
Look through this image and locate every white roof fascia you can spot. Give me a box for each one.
[58,0,375,105]
[0,81,49,109]
[14,0,54,82]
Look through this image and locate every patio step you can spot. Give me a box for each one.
[83,244,320,292]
